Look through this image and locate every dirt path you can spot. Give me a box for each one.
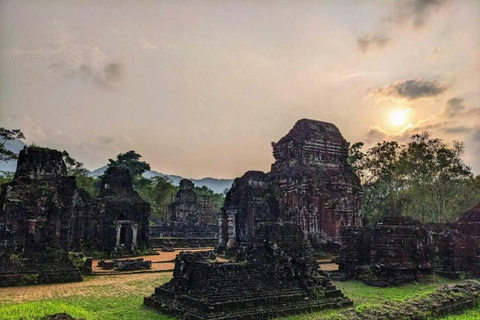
[0,272,171,304]
[0,249,212,304]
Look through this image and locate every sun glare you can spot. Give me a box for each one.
[390,109,409,126]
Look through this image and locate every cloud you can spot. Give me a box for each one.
[442,125,472,134]
[9,27,126,89]
[99,136,115,145]
[444,98,466,115]
[77,62,126,88]
[392,0,450,28]
[474,129,480,142]
[357,34,391,53]
[365,97,480,150]
[369,79,447,101]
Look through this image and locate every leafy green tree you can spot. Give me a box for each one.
[347,142,365,175]
[0,128,25,161]
[134,176,178,219]
[108,150,150,176]
[350,132,478,224]
[0,172,14,185]
[62,150,98,196]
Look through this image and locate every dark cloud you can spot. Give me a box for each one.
[444,98,480,117]
[474,129,480,142]
[445,98,466,115]
[392,0,450,28]
[370,79,447,100]
[79,62,126,88]
[442,125,472,134]
[357,34,391,53]
[99,136,114,145]
[49,61,126,89]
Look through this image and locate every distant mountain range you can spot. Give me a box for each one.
[89,165,233,194]
[0,139,234,193]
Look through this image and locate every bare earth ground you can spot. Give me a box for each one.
[0,248,213,304]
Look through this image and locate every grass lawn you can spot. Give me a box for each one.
[0,275,478,320]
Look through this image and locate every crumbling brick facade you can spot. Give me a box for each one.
[0,146,152,287]
[149,179,218,246]
[338,216,436,286]
[270,119,362,237]
[145,222,351,320]
[338,205,480,286]
[91,166,151,253]
[219,119,362,252]
[0,147,82,286]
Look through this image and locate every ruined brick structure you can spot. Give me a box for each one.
[0,146,152,288]
[338,206,480,285]
[148,179,218,247]
[338,216,436,286]
[437,202,480,278]
[92,166,151,253]
[145,222,351,320]
[218,171,279,252]
[270,119,362,237]
[169,179,202,224]
[0,147,82,286]
[453,202,480,239]
[219,119,362,252]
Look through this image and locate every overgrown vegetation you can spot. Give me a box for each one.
[349,132,480,224]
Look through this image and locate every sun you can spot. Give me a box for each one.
[390,109,409,126]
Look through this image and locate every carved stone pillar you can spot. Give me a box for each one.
[226,209,236,249]
[131,223,138,251]
[115,223,121,250]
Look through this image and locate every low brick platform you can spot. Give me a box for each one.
[145,223,352,320]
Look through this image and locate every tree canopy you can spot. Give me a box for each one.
[108,150,150,176]
[349,132,480,224]
[0,128,25,161]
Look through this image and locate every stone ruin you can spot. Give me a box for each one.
[338,216,435,286]
[218,171,279,254]
[269,119,362,237]
[0,147,82,286]
[0,146,153,286]
[145,222,351,320]
[90,166,151,253]
[149,178,218,248]
[219,119,362,254]
[337,204,480,286]
[169,179,203,225]
[66,164,151,255]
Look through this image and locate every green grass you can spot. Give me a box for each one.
[0,275,478,320]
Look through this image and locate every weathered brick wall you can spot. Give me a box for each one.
[0,146,82,287]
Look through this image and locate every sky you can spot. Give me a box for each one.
[0,0,479,178]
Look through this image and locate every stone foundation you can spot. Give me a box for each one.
[145,222,351,320]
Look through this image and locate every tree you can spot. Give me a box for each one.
[0,128,25,161]
[351,132,478,224]
[108,150,150,176]
[347,142,365,175]
[134,176,178,219]
[62,150,98,196]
